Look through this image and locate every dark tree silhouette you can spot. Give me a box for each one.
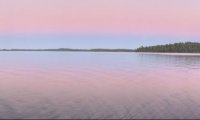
[135,42,200,53]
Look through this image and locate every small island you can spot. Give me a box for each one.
[135,42,200,53]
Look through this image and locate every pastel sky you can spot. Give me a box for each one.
[0,0,200,49]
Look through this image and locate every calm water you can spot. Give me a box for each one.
[0,52,200,119]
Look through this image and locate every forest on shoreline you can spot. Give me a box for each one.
[135,42,200,53]
[0,42,200,53]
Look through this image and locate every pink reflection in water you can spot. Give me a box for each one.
[0,52,200,119]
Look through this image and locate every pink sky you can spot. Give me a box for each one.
[0,0,200,37]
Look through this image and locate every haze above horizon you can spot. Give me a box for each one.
[0,0,200,49]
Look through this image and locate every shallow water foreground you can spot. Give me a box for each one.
[0,52,200,119]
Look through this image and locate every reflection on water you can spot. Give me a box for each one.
[0,52,200,119]
[138,53,200,70]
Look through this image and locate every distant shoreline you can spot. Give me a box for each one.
[0,49,135,52]
[1,42,200,54]
[1,49,200,56]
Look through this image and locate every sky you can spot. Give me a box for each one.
[0,0,200,49]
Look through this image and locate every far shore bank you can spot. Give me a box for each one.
[1,49,200,56]
[136,52,200,56]
[0,49,135,53]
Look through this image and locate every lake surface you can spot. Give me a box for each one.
[0,52,200,119]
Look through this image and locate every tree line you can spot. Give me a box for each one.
[135,42,200,53]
